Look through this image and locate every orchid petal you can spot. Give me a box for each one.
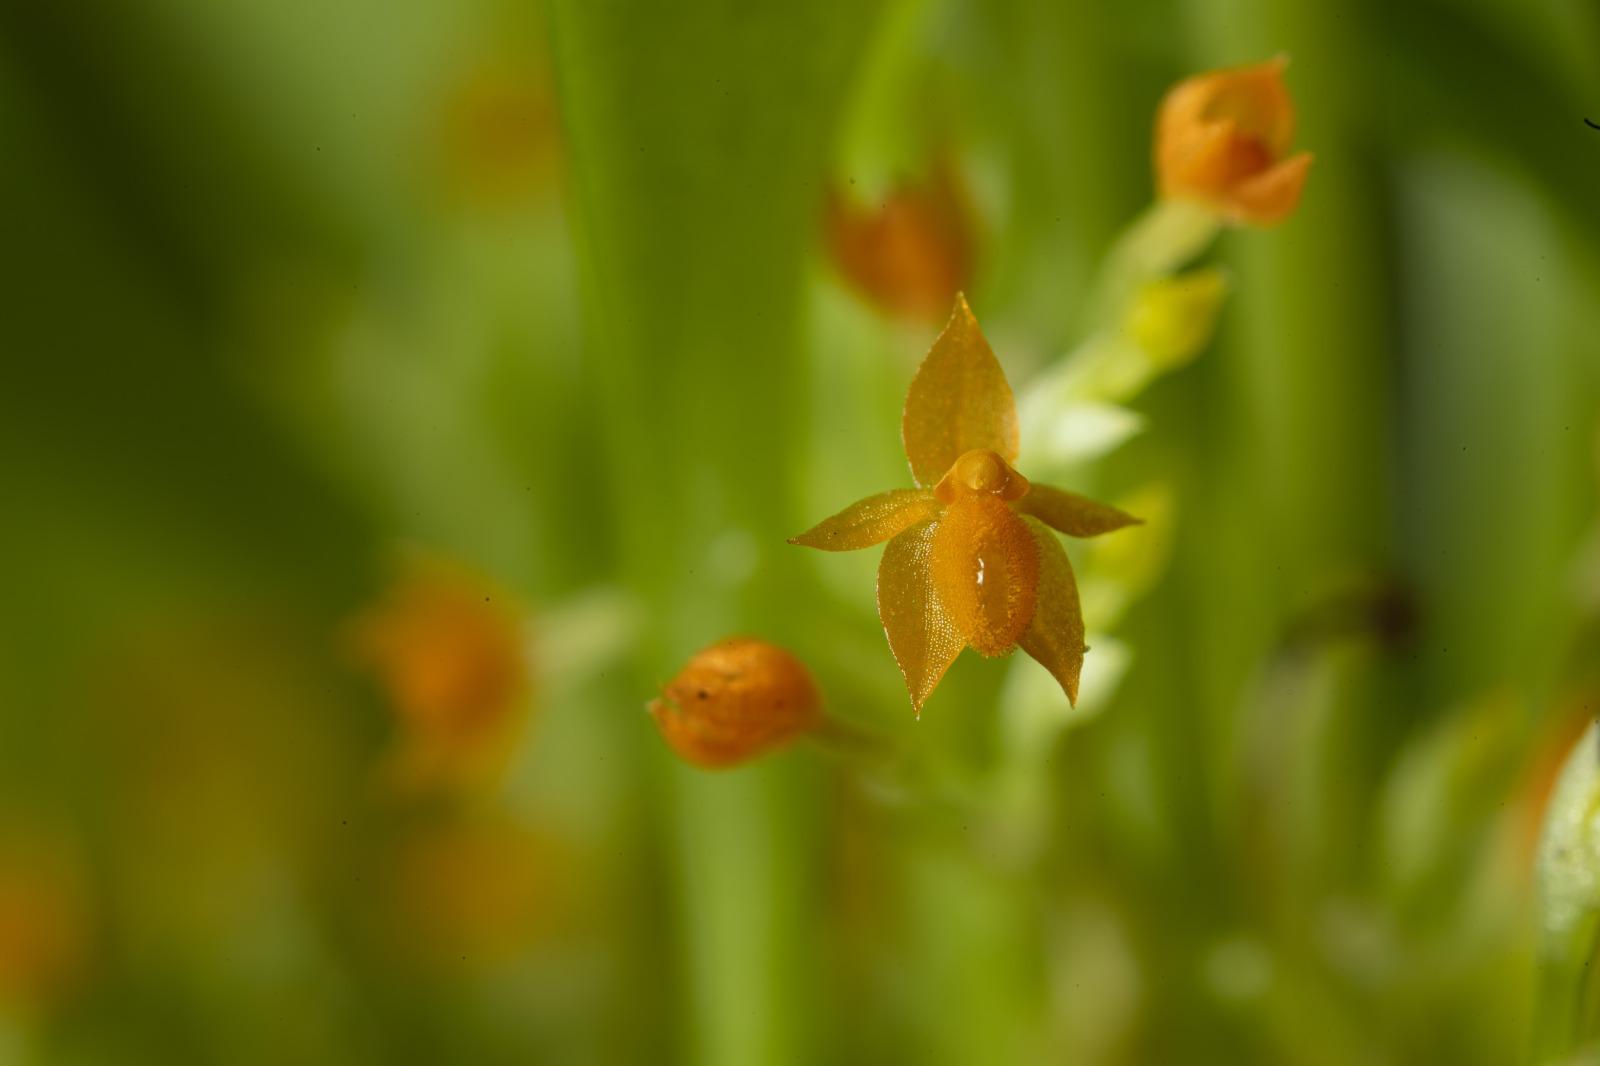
[1017,517,1087,705]
[877,520,965,714]
[902,295,1019,487]
[789,489,942,551]
[1017,484,1142,538]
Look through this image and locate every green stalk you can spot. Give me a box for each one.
[546,3,882,1063]
[1086,198,1221,326]
[1175,0,1396,1053]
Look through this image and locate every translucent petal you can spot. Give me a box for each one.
[877,520,965,715]
[901,295,1020,487]
[929,496,1039,657]
[789,489,942,551]
[1017,516,1086,705]
[1017,484,1142,538]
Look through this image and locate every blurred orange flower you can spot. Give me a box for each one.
[348,556,532,792]
[1155,57,1313,226]
[0,827,91,1014]
[650,638,822,768]
[825,158,975,322]
[438,59,561,205]
[377,811,554,973]
[791,295,1139,713]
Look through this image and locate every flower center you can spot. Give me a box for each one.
[934,449,1030,503]
[956,450,1005,492]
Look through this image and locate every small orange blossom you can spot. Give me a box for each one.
[791,295,1139,713]
[1156,56,1313,226]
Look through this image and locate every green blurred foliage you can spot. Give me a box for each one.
[0,0,1597,1064]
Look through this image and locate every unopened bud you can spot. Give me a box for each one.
[1155,57,1313,226]
[650,638,822,768]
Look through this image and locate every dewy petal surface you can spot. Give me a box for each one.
[1017,516,1087,704]
[877,520,965,714]
[1017,484,1142,538]
[789,489,942,551]
[929,496,1039,657]
[902,295,1020,487]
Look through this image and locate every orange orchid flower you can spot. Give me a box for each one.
[1155,56,1313,226]
[791,296,1140,713]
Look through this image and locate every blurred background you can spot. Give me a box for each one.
[1,0,1598,1063]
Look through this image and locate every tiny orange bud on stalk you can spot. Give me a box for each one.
[650,638,822,768]
[1156,57,1313,226]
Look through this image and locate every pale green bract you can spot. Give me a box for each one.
[1540,722,1600,949]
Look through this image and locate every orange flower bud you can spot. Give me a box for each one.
[650,638,822,768]
[825,158,975,322]
[1155,57,1313,226]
